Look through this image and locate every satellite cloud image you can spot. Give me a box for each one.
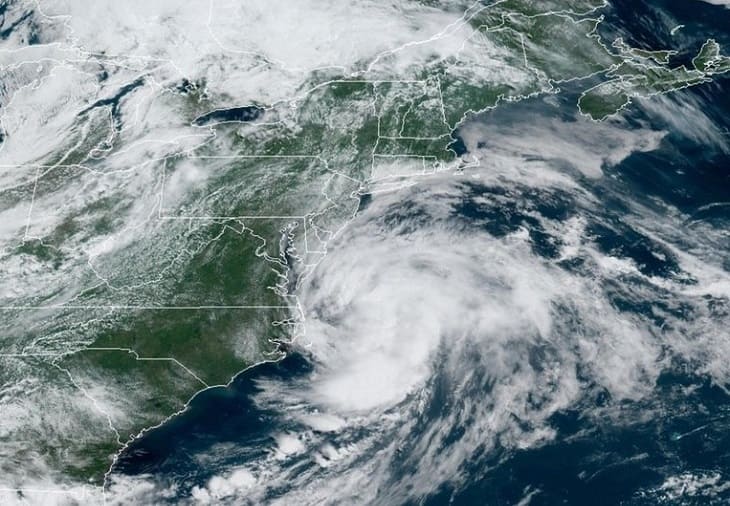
[1,0,730,504]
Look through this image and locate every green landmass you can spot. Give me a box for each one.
[4,0,730,486]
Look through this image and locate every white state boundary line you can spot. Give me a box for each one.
[0,305,289,310]
[155,93,446,218]
[4,0,727,500]
[158,154,327,219]
[158,215,304,220]
[83,347,210,388]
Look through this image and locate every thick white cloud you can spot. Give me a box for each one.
[0,0,727,503]
[459,113,667,178]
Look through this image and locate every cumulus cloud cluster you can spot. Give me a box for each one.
[162,115,729,504]
[1,0,729,503]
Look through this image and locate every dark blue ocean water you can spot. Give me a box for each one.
[114,354,314,477]
[114,1,730,504]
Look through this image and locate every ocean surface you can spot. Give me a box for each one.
[112,1,730,504]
